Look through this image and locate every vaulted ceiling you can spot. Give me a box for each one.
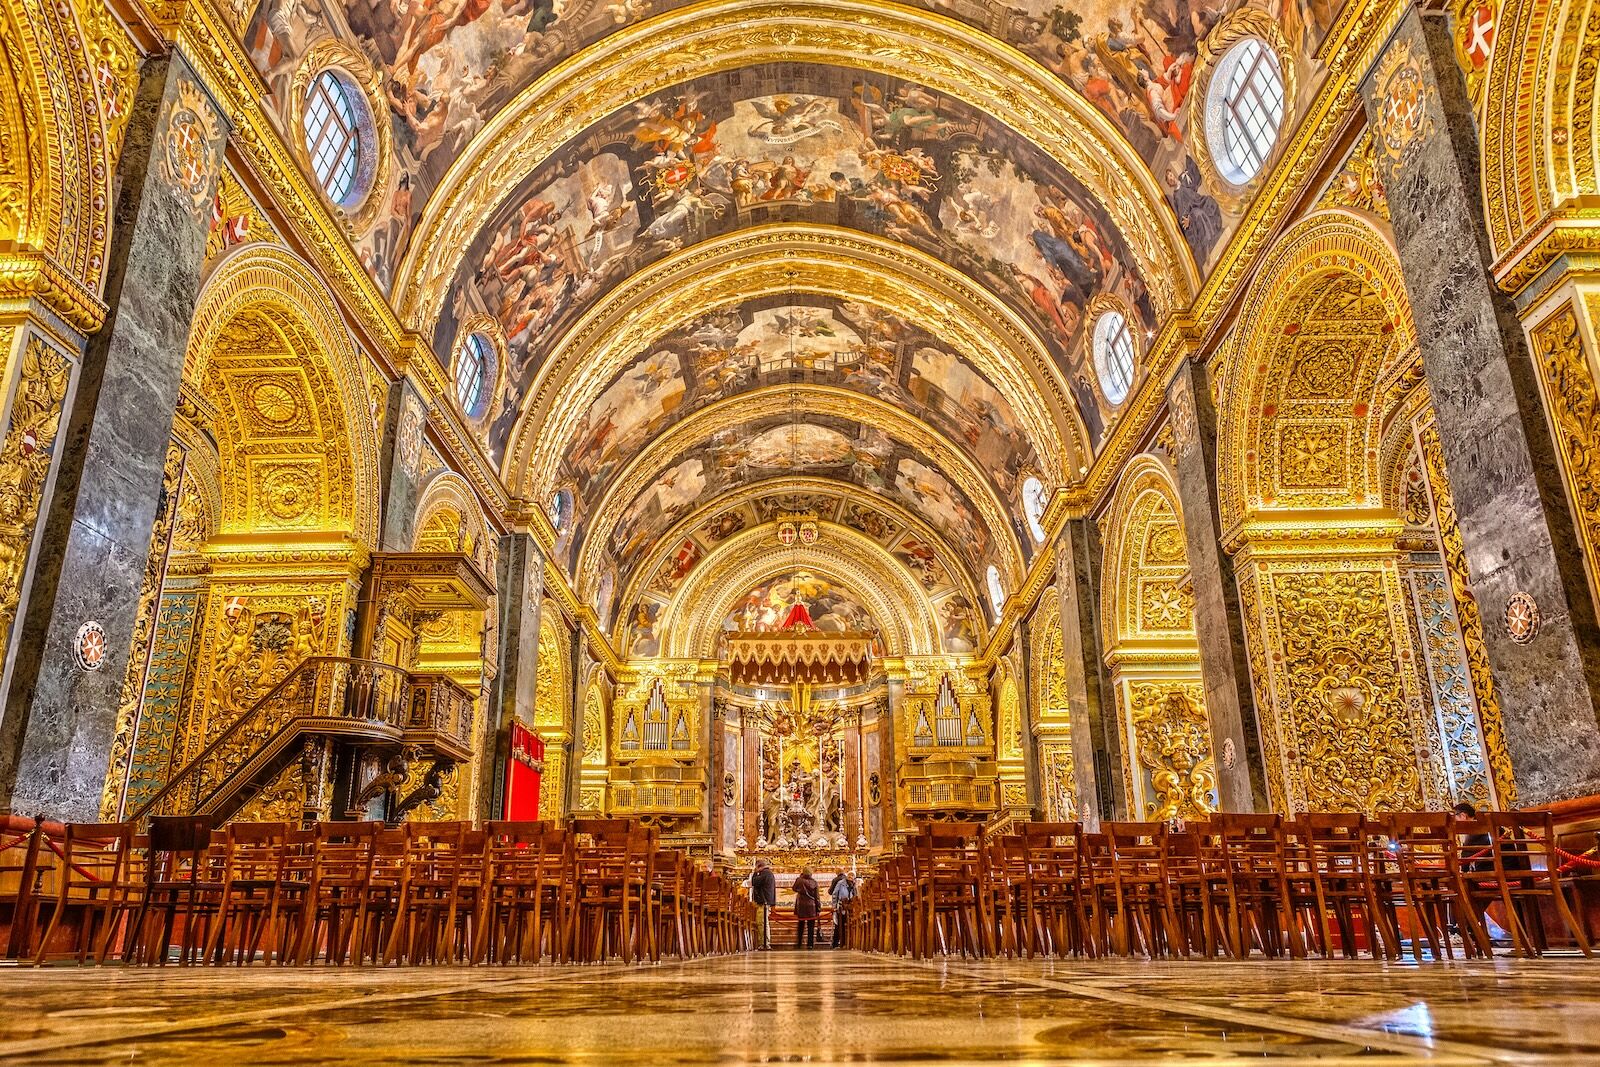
[240,0,1346,655]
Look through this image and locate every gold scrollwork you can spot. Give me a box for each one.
[0,335,70,668]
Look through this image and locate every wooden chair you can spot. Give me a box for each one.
[1300,813,1395,959]
[1210,814,1304,959]
[1016,822,1089,958]
[910,823,985,958]
[477,822,567,964]
[296,821,380,964]
[126,816,222,965]
[1383,812,1490,960]
[1461,810,1593,958]
[385,821,473,964]
[570,826,656,962]
[205,821,304,965]
[30,822,137,965]
[1162,829,1221,957]
[1103,822,1182,957]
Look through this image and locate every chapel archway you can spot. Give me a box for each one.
[1101,455,1216,822]
[1218,210,1438,814]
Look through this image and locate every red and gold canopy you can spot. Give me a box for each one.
[726,626,875,687]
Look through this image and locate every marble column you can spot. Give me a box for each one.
[0,55,228,819]
[482,532,543,821]
[376,379,431,551]
[1055,518,1122,824]
[1166,359,1268,811]
[1362,8,1600,805]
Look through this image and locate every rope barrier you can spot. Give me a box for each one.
[40,836,105,883]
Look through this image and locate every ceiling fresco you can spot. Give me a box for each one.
[439,66,1155,432]
[597,410,998,569]
[245,0,1339,290]
[544,298,1045,519]
[614,490,983,658]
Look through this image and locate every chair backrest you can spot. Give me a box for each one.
[1484,810,1560,876]
[59,822,136,892]
[221,821,289,880]
[146,815,215,883]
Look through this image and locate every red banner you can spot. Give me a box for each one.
[504,720,545,820]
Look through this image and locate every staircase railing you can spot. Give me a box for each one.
[130,656,410,823]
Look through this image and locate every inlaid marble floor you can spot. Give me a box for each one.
[0,950,1596,1064]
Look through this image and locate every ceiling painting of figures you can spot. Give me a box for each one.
[439,67,1154,444]
[603,413,995,581]
[551,298,1044,536]
[245,0,1341,292]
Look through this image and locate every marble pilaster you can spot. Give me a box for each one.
[1362,8,1600,804]
[1055,517,1121,825]
[1166,359,1268,811]
[482,532,544,821]
[376,379,430,551]
[0,55,228,819]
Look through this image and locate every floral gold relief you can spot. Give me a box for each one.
[1529,301,1600,617]
[0,335,70,669]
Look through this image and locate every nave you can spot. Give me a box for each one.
[1,951,1598,1065]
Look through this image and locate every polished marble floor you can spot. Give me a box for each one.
[0,950,1596,1065]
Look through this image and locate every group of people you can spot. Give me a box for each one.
[748,860,857,950]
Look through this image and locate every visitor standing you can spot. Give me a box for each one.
[793,867,821,949]
[750,859,776,950]
[829,870,856,948]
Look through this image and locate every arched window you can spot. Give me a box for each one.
[548,488,571,532]
[454,333,490,416]
[302,71,367,205]
[986,565,1006,615]
[1022,476,1048,543]
[1093,311,1136,405]
[1207,37,1286,184]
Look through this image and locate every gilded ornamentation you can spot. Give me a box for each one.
[1317,132,1389,220]
[1371,39,1435,168]
[1270,568,1424,812]
[160,79,224,223]
[1184,7,1299,211]
[0,336,70,668]
[258,464,317,524]
[1417,419,1513,805]
[247,379,302,428]
[1405,565,1492,809]
[1451,0,1498,102]
[1128,683,1217,821]
[1528,304,1600,609]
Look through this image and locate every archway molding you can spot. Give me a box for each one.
[576,384,1026,586]
[507,225,1085,496]
[660,521,942,659]
[394,0,1198,334]
[1099,454,1215,822]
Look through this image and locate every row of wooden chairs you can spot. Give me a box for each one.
[851,811,1595,961]
[5,815,754,966]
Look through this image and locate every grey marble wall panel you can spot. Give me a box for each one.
[0,55,228,820]
[1362,9,1600,804]
[1166,361,1267,812]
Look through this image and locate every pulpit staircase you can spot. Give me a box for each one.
[129,656,474,826]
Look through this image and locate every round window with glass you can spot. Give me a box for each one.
[454,333,492,417]
[302,69,375,208]
[1092,310,1137,405]
[1205,36,1287,185]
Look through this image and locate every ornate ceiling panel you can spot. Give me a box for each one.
[548,295,1043,537]
[575,389,1023,590]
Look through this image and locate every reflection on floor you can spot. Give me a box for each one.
[0,950,1596,1064]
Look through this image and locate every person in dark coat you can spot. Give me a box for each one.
[829,870,856,948]
[792,867,821,948]
[750,859,777,950]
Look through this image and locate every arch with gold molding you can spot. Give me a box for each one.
[506,226,1086,496]
[658,522,943,659]
[0,0,129,321]
[183,244,382,547]
[1099,454,1215,822]
[394,0,1198,333]
[1217,210,1437,814]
